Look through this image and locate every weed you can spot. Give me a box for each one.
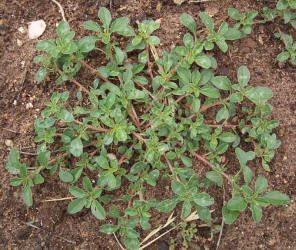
[5,3,291,250]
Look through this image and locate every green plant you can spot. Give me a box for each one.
[275,31,296,64]
[179,221,198,248]
[228,8,258,34]
[5,6,290,250]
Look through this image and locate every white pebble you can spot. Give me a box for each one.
[28,20,46,39]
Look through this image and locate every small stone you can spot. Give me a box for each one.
[28,20,46,39]
[18,27,25,33]
[17,39,23,47]
[107,153,117,161]
[5,139,13,147]
[26,103,33,109]
[173,0,186,5]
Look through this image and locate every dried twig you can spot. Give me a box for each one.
[23,221,75,244]
[113,232,125,250]
[1,127,19,133]
[42,197,75,202]
[50,0,67,22]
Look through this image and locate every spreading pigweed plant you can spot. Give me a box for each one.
[6,3,291,249]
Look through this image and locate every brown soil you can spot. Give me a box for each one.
[0,0,295,249]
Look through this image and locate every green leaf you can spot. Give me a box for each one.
[216,37,228,53]
[77,36,97,53]
[91,200,106,220]
[100,224,119,234]
[183,33,194,48]
[224,28,244,40]
[206,171,223,187]
[33,173,44,184]
[171,180,186,196]
[182,200,192,218]
[109,205,119,218]
[83,176,93,192]
[111,17,129,33]
[229,93,243,103]
[156,197,178,213]
[70,137,83,157]
[83,20,101,32]
[216,106,229,122]
[147,169,160,186]
[237,66,250,87]
[211,76,231,90]
[130,162,148,174]
[180,155,192,168]
[193,193,214,207]
[69,186,86,198]
[251,203,262,222]
[228,8,241,20]
[147,36,160,45]
[222,205,239,224]
[277,0,288,10]
[255,176,268,194]
[116,127,128,142]
[96,155,109,169]
[200,86,220,98]
[227,196,247,211]
[67,198,86,214]
[125,237,140,250]
[22,185,33,207]
[36,67,47,83]
[235,148,255,166]
[177,67,191,84]
[219,132,236,143]
[180,13,196,34]
[59,169,74,183]
[199,12,214,31]
[242,165,253,185]
[245,87,273,105]
[196,205,211,222]
[59,109,74,123]
[57,21,70,37]
[261,191,290,205]
[10,177,23,186]
[195,55,212,69]
[98,7,112,28]
[6,148,21,174]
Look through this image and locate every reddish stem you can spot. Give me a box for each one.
[117,143,136,166]
[74,120,110,132]
[163,153,181,182]
[146,44,154,81]
[57,69,90,94]
[176,141,232,184]
[80,59,112,83]
[131,131,146,142]
[192,151,232,184]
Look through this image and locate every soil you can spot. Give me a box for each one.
[0,0,295,249]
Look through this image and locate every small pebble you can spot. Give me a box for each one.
[28,20,46,39]
[18,27,25,33]
[5,139,13,147]
[26,103,33,109]
[17,39,23,47]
